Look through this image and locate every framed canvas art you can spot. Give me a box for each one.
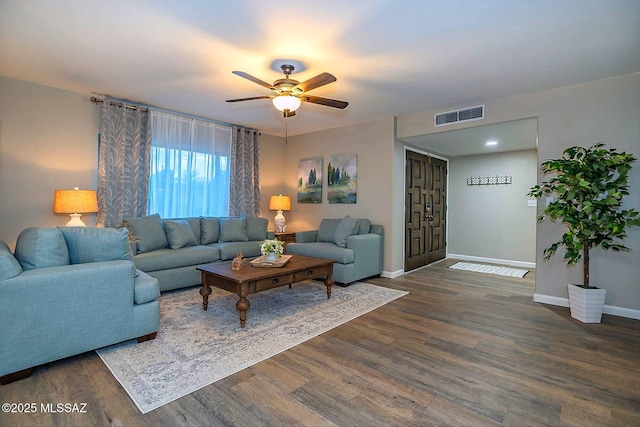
[328,154,357,203]
[297,157,323,203]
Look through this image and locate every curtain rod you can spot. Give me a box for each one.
[89,96,258,133]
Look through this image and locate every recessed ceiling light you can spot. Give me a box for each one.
[486,141,498,146]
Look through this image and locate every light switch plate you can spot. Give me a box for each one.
[527,199,537,207]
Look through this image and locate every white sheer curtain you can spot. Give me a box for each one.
[148,111,232,218]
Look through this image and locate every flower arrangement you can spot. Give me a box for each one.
[260,239,284,256]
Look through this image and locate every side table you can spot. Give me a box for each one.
[274,231,296,249]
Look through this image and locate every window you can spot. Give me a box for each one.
[148,111,232,218]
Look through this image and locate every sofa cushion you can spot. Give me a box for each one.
[286,242,355,264]
[163,220,198,249]
[358,218,371,235]
[200,217,220,244]
[212,241,263,260]
[218,217,248,242]
[59,227,134,264]
[334,216,360,248]
[134,270,161,304]
[316,218,342,243]
[133,245,220,272]
[0,240,22,280]
[123,213,168,253]
[14,228,70,271]
[246,216,268,241]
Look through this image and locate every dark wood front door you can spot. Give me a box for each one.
[405,151,447,272]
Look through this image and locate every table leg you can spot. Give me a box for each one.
[200,283,212,310]
[324,274,334,299]
[236,296,250,328]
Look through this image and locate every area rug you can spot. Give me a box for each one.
[96,281,407,414]
[448,261,529,278]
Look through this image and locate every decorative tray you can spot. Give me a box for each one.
[250,254,292,268]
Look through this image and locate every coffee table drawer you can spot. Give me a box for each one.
[255,273,294,291]
[294,266,330,282]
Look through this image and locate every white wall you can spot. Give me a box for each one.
[448,149,537,263]
[397,72,640,310]
[281,117,397,274]
[0,77,100,248]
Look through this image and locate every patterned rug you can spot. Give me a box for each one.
[448,261,529,278]
[96,281,407,414]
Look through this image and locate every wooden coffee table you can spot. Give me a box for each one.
[197,255,334,327]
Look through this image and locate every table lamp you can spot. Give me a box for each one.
[269,194,291,232]
[53,187,99,227]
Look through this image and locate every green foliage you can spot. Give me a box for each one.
[527,143,640,285]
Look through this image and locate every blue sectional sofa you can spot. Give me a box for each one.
[123,214,274,291]
[286,216,384,284]
[0,227,160,384]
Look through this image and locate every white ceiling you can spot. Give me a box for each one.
[1,0,639,139]
[402,117,538,157]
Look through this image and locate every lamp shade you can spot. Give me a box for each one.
[269,195,291,211]
[272,95,301,112]
[53,188,98,214]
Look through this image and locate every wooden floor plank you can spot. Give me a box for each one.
[1,259,640,426]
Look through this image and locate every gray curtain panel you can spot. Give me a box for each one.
[97,97,151,227]
[229,128,261,217]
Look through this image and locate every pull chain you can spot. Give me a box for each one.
[285,116,288,144]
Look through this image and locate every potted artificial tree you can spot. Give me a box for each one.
[528,143,640,323]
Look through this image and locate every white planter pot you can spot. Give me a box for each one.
[567,283,606,323]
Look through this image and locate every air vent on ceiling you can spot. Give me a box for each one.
[435,105,485,127]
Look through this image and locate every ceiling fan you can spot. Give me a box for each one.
[226,64,348,117]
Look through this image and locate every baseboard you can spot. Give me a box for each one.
[533,293,640,320]
[381,269,404,279]
[447,254,536,269]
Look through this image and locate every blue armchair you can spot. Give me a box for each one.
[0,227,160,384]
[286,216,384,284]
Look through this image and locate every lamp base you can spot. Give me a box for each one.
[274,210,287,233]
[65,213,86,227]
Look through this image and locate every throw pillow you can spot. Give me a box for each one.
[164,219,199,249]
[333,216,360,248]
[123,213,168,253]
[316,218,342,243]
[246,216,268,241]
[0,240,22,280]
[14,228,70,270]
[59,227,134,264]
[218,217,249,242]
[200,217,220,244]
[358,218,371,234]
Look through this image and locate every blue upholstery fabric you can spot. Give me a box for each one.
[286,219,383,284]
[246,216,268,241]
[212,241,263,260]
[358,218,371,235]
[14,228,70,270]
[218,217,248,242]
[123,213,168,253]
[0,259,159,378]
[316,218,341,243]
[133,245,220,272]
[134,270,161,304]
[163,220,198,249]
[333,216,359,248]
[0,240,22,280]
[200,217,220,244]
[59,227,133,264]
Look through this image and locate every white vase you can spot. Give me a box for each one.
[567,283,606,323]
[265,252,279,262]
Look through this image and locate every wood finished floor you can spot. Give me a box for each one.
[2,259,640,427]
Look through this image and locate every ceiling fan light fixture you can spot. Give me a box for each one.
[272,95,301,112]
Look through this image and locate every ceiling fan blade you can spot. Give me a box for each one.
[301,95,348,109]
[293,73,337,93]
[232,71,275,90]
[225,96,273,103]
